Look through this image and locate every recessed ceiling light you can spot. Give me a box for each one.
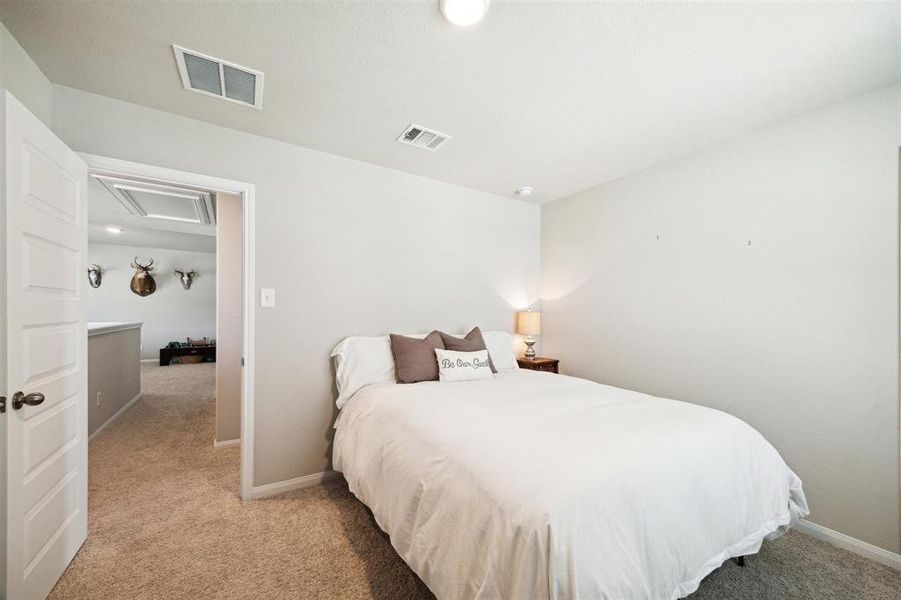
[440,0,489,27]
[514,186,533,198]
[106,226,123,234]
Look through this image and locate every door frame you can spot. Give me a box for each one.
[79,153,257,500]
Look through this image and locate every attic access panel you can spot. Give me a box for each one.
[91,174,216,225]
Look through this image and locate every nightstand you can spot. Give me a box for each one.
[517,357,559,374]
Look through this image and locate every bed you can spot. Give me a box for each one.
[331,333,808,600]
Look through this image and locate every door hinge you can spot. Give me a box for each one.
[241,357,245,367]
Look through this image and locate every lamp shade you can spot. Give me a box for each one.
[516,311,541,336]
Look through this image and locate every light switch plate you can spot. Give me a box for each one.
[260,288,276,308]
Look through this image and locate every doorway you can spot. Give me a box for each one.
[1,93,256,599]
[81,154,256,499]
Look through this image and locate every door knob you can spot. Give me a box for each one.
[12,391,45,410]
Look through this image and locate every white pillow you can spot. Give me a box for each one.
[330,335,395,408]
[482,330,519,370]
[331,332,435,407]
[436,349,494,382]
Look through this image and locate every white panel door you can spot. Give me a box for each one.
[2,92,88,599]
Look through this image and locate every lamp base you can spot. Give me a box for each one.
[523,338,537,360]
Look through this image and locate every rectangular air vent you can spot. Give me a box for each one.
[396,123,452,152]
[173,45,264,109]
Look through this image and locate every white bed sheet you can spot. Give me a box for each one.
[333,369,808,600]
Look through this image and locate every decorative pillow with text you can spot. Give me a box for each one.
[435,349,494,383]
[438,327,497,373]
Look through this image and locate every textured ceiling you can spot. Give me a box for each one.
[2,1,898,203]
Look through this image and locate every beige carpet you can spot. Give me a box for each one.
[50,362,900,599]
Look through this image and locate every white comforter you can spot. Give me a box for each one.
[333,369,808,600]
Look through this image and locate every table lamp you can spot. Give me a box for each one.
[516,310,541,359]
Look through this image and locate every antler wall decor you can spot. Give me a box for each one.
[130,256,157,296]
[174,269,197,290]
[87,264,103,288]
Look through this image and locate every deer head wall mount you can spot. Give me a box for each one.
[174,269,197,290]
[87,264,103,288]
[130,256,156,297]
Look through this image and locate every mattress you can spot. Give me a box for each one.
[333,369,808,599]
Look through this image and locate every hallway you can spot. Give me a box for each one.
[50,362,430,599]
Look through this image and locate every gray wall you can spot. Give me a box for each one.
[216,193,242,443]
[54,86,541,486]
[0,23,52,126]
[88,328,141,436]
[541,84,901,553]
[88,244,217,359]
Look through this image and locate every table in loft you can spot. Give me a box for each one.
[159,345,216,366]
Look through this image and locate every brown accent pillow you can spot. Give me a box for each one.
[390,331,445,383]
[438,327,497,373]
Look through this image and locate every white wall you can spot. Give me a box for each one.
[87,243,216,359]
[216,193,242,444]
[55,86,541,486]
[0,23,52,126]
[541,84,901,553]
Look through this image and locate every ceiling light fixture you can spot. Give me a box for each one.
[440,0,489,27]
[514,186,533,198]
[106,226,123,234]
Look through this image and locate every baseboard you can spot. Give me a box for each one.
[250,470,339,500]
[794,519,901,570]
[213,438,240,448]
[140,358,157,363]
[88,392,142,442]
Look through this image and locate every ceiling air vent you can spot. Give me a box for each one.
[173,45,264,109]
[396,123,452,152]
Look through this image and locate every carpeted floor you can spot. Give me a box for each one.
[50,362,900,599]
